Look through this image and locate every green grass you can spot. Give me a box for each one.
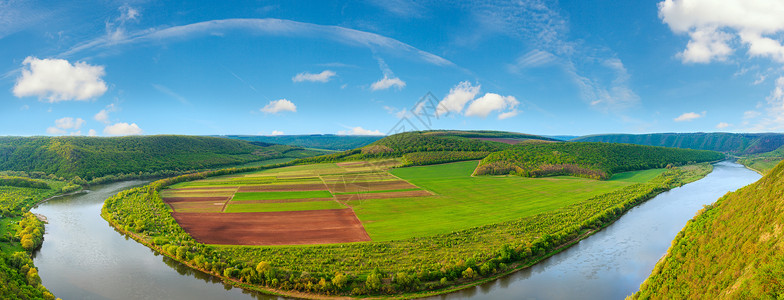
[334,188,420,195]
[608,168,666,183]
[224,200,345,212]
[232,190,333,201]
[234,157,296,168]
[352,161,654,241]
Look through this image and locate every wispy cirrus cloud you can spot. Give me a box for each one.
[61,18,455,67]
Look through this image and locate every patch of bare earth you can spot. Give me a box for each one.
[171,209,371,245]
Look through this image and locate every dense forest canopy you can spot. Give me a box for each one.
[476,142,724,179]
[219,134,382,151]
[0,136,317,179]
[571,132,784,155]
[633,159,784,299]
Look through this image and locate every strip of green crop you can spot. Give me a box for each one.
[224,201,345,213]
[232,191,333,201]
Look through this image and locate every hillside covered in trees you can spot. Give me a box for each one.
[572,132,784,155]
[475,142,724,179]
[220,134,382,151]
[633,160,784,299]
[0,136,322,180]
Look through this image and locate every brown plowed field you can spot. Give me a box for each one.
[237,183,327,192]
[171,209,371,245]
[327,180,418,193]
[335,190,432,201]
[163,197,230,203]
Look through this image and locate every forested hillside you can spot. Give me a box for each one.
[292,131,553,165]
[220,134,382,151]
[476,142,723,179]
[572,132,784,155]
[633,160,784,299]
[0,136,319,180]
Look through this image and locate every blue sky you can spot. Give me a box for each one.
[2,0,784,137]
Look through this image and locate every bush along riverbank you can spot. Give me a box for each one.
[102,163,712,298]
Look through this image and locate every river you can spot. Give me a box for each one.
[31,161,760,300]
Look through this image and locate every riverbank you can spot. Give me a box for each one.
[101,163,714,299]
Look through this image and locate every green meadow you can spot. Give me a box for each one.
[352,161,665,241]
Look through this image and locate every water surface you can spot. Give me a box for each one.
[425,161,760,299]
[32,161,760,299]
[32,180,281,300]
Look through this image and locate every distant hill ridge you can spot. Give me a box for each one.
[0,135,308,179]
[571,132,784,154]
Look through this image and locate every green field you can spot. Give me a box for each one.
[350,161,664,241]
[224,200,345,212]
[232,190,333,201]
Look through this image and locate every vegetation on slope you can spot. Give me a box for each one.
[102,161,711,298]
[0,177,64,300]
[0,135,325,180]
[571,132,784,155]
[291,130,553,166]
[737,144,784,174]
[633,160,784,299]
[476,142,724,179]
[220,134,383,151]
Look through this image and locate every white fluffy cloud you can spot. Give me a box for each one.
[88,129,98,136]
[659,0,784,63]
[94,104,117,124]
[104,123,143,136]
[716,122,731,129]
[260,99,297,113]
[338,127,384,136]
[465,93,519,119]
[46,117,85,135]
[370,75,406,91]
[54,117,85,130]
[433,81,520,119]
[435,81,481,116]
[13,57,108,102]
[292,70,336,83]
[674,111,705,122]
[270,130,284,136]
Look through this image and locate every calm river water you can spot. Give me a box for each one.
[31,161,760,300]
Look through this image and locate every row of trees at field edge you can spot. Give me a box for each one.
[102,162,712,297]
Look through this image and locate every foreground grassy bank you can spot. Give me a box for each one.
[102,161,713,298]
[632,160,783,299]
[0,175,66,299]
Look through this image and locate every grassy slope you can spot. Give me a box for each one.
[737,144,784,174]
[633,161,784,299]
[0,135,328,180]
[356,161,665,241]
[572,132,784,155]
